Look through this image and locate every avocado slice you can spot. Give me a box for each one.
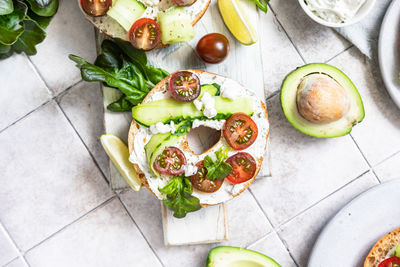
[395,243,400,257]
[206,246,280,267]
[280,63,365,138]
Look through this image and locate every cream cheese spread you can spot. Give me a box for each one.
[304,0,366,23]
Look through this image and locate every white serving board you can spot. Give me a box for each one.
[95,0,272,245]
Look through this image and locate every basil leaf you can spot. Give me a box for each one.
[251,0,269,12]
[159,176,201,218]
[0,0,27,45]
[0,0,13,15]
[203,147,232,180]
[114,38,147,66]
[107,95,133,112]
[144,65,169,86]
[25,0,58,17]
[12,19,46,55]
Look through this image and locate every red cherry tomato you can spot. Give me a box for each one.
[226,152,257,184]
[196,33,229,64]
[153,147,186,175]
[190,161,224,193]
[80,0,112,17]
[223,113,258,150]
[172,0,197,6]
[169,71,201,102]
[378,257,400,267]
[129,18,161,51]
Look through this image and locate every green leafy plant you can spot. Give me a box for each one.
[251,0,269,12]
[203,147,232,180]
[159,175,201,218]
[70,38,169,112]
[0,0,58,59]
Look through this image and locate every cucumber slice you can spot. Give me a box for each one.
[395,243,400,257]
[132,97,254,127]
[158,7,195,44]
[107,0,145,32]
[200,84,220,98]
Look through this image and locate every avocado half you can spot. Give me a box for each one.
[280,63,365,138]
[206,246,280,267]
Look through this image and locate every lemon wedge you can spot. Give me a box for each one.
[100,134,142,191]
[218,0,258,45]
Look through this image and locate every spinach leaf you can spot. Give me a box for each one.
[0,0,26,45]
[107,95,133,112]
[159,176,201,218]
[25,0,58,16]
[70,39,169,112]
[203,147,232,180]
[12,18,45,55]
[0,0,14,15]
[251,0,269,12]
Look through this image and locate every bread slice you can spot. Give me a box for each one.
[78,0,210,49]
[364,226,400,267]
[127,69,269,206]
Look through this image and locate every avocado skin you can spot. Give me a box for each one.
[280,63,365,138]
[206,246,280,267]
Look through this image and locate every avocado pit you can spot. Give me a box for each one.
[296,73,350,124]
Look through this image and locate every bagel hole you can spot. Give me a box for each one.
[187,126,221,155]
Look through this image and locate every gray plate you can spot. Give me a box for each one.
[379,0,400,109]
[308,179,400,267]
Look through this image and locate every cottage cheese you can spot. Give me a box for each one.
[201,92,217,118]
[220,79,242,100]
[304,0,367,23]
[192,119,225,130]
[149,121,176,134]
[183,164,198,177]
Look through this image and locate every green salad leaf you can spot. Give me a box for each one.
[0,0,14,15]
[0,0,58,60]
[251,0,269,12]
[159,175,201,218]
[70,39,169,112]
[203,147,232,180]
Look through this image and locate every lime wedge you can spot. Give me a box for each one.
[100,134,142,191]
[218,0,258,45]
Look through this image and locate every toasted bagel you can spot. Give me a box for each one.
[364,226,400,267]
[128,69,269,206]
[77,0,210,49]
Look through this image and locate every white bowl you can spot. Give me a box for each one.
[298,0,376,28]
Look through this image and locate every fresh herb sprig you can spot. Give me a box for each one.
[0,0,58,60]
[159,175,201,218]
[69,38,169,112]
[251,0,269,12]
[203,147,232,180]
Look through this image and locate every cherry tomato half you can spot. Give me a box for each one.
[223,113,258,150]
[172,0,197,6]
[80,0,112,17]
[129,18,161,51]
[169,71,201,102]
[153,147,186,175]
[196,33,229,64]
[190,161,224,193]
[226,152,257,184]
[378,257,400,267]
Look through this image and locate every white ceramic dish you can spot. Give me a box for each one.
[298,0,376,28]
[379,0,400,110]
[308,179,400,267]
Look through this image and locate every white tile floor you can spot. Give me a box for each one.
[0,0,399,266]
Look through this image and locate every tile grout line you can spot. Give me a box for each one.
[0,221,26,267]
[23,196,117,256]
[349,133,381,183]
[248,189,301,267]
[24,55,53,97]
[324,45,354,63]
[0,79,83,135]
[116,194,166,267]
[56,95,165,266]
[55,100,110,186]
[276,169,370,230]
[267,4,307,64]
